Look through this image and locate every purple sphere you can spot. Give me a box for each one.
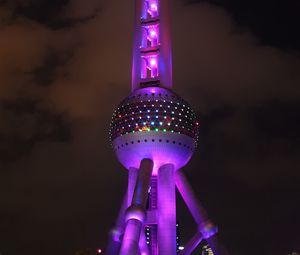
[110,87,199,175]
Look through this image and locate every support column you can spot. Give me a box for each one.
[175,170,209,225]
[157,164,176,255]
[128,167,139,207]
[178,232,203,255]
[159,0,173,88]
[119,159,153,255]
[148,177,158,255]
[139,230,150,255]
[106,192,127,255]
[176,170,227,255]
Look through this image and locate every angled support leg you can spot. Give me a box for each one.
[206,235,230,255]
[119,159,153,255]
[176,170,227,255]
[178,232,203,255]
[106,192,128,255]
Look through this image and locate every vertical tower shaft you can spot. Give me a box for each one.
[157,164,176,255]
[132,0,172,91]
[148,177,158,255]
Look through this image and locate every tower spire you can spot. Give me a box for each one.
[106,1,229,255]
[132,0,172,91]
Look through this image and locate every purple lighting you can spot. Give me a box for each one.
[106,0,227,254]
[148,2,158,17]
[149,30,157,38]
[149,58,157,67]
[150,3,157,12]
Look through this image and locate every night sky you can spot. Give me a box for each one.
[0,0,299,255]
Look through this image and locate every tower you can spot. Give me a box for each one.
[106,1,228,255]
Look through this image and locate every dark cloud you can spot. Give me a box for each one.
[183,99,300,253]
[30,48,74,86]
[0,98,71,166]
[9,0,68,24]
[0,0,101,29]
[185,0,300,50]
[253,100,300,144]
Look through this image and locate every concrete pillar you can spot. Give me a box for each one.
[139,229,150,255]
[106,192,127,255]
[119,159,153,255]
[159,0,173,88]
[128,168,138,207]
[175,170,208,225]
[120,218,142,255]
[157,163,176,255]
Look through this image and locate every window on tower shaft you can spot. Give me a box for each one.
[142,0,159,19]
[142,25,159,48]
[141,55,159,79]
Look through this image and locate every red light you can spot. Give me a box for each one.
[97,249,102,254]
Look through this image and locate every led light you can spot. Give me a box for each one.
[149,29,157,38]
[150,58,157,67]
[150,3,158,12]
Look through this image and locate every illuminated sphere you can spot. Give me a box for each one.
[110,87,199,175]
